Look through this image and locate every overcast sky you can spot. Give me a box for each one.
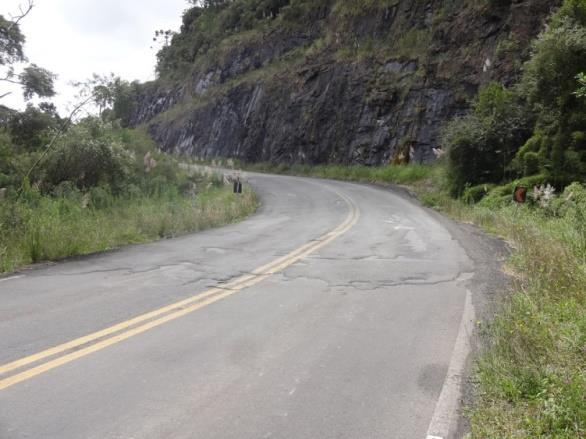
[1,0,189,113]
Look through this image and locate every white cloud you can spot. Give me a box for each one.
[1,0,188,113]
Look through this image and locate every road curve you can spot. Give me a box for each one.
[0,173,501,439]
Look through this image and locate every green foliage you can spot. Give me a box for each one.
[462,183,495,204]
[0,129,15,186]
[442,0,586,195]
[239,160,434,185]
[514,0,586,186]
[523,16,586,110]
[18,64,56,100]
[575,72,586,97]
[111,80,141,126]
[0,9,55,101]
[0,15,25,65]
[155,0,335,77]
[553,0,586,27]
[74,74,142,126]
[7,103,60,150]
[495,35,520,59]
[0,183,258,272]
[0,114,259,272]
[44,120,133,192]
[461,192,586,437]
[443,83,531,196]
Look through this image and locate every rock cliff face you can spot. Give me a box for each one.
[132,0,559,165]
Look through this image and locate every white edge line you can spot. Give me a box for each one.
[0,275,24,283]
[425,289,475,439]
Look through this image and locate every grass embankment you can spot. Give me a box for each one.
[231,160,585,438]
[243,161,433,185]
[430,188,585,438]
[0,185,258,274]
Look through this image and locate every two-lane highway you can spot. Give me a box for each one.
[0,173,497,438]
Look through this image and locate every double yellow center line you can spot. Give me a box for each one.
[0,188,359,391]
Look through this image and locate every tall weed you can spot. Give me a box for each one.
[0,186,258,273]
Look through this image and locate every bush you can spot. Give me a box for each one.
[515,0,586,185]
[44,121,133,193]
[89,185,114,209]
[443,83,531,196]
[462,184,495,204]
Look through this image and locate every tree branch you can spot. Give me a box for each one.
[6,0,34,32]
[0,75,23,100]
[0,77,23,86]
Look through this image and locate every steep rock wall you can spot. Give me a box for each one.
[133,0,558,165]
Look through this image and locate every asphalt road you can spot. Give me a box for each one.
[0,173,505,439]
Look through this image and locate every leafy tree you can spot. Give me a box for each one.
[443,83,531,195]
[80,74,141,126]
[515,0,586,185]
[18,64,56,100]
[110,80,141,127]
[8,102,60,150]
[0,1,56,101]
[44,119,133,192]
[444,0,586,196]
[0,15,25,66]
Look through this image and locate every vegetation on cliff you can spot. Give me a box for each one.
[134,0,556,165]
[443,0,586,197]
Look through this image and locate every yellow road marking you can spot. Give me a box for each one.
[0,235,323,376]
[0,188,359,391]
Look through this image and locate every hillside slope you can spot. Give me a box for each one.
[132,0,558,165]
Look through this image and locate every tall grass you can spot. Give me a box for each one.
[447,204,586,438]
[406,176,586,437]
[229,161,435,185]
[0,185,258,273]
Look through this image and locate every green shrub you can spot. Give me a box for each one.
[462,184,495,204]
[443,83,531,196]
[516,0,586,185]
[45,121,133,193]
[89,185,114,209]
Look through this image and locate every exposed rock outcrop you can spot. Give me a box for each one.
[132,0,559,165]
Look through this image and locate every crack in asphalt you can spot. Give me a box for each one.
[278,271,472,291]
[45,267,134,277]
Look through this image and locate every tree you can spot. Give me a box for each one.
[44,119,133,192]
[443,83,531,195]
[517,0,586,185]
[74,74,140,125]
[0,15,25,66]
[189,0,234,8]
[0,1,56,101]
[8,102,60,150]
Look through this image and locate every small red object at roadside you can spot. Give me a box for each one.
[513,186,527,203]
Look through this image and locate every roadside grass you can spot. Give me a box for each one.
[437,197,586,438]
[207,159,437,185]
[0,185,258,274]
[226,159,585,437]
